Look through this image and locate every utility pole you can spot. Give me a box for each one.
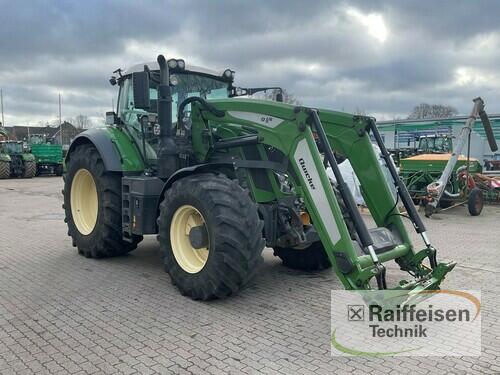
[59,93,63,147]
[1,88,4,127]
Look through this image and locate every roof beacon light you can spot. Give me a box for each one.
[167,59,178,69]
[177,59,186,70]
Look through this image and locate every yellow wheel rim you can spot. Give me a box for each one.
[71,168,98,235]
[170,205,209,274]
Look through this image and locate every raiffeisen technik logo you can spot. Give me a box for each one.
[331,290,481,357]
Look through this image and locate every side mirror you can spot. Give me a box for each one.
[132,71,150,110]
[106,111,118,125]
[276,91,284,102]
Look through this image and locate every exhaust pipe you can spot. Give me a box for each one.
[156,54,178,179]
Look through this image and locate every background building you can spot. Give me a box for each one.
[376,115,500,163]
[2,122,84,151]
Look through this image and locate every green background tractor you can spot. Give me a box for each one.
[29,134,64,176]
[62,54,455,300]
[0,140,36,179]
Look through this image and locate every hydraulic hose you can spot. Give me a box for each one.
[368,118,426,234]
[308,110,378,263]
[177,97,225,125]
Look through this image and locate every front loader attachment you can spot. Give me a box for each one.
[292,108,455,292]
[190,98,455,293]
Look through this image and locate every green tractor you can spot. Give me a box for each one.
[63,54,455,300]
[29,134,64,176]
[0,140,37,179]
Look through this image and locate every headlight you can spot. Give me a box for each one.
[153,124,161,136]
[223,69,232,78]
[169,74,179,86]
[167,59,178,69]
[177,59,185,70]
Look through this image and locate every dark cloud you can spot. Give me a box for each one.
[1,0,500,125]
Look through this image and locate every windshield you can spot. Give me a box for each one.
[172,73,229,100]
[151,72,229,120]
[435,137,445,151]
[30,135,45,145]
[2,142,22,153]
[418,136,452,153]
[419,138,429,150]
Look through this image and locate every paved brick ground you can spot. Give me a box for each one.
[0,177,499,374]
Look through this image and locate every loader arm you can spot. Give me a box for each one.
[189,98,455,291]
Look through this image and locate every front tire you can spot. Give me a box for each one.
[158,173,265,300]
[63,144,142,258]
[22,161,36,178]
[273,242,331,271]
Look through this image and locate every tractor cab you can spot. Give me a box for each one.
[417,134,453,154]
[1,140,23,155]
[109,61,235,166]
[108,60,283,170]
[29,134,49,145]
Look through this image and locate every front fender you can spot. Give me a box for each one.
[156,162,235,213]
[66,127,144,172]
[22,153,36,162]
[0,153,11,162]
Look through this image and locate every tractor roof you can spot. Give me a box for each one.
[124,61,226,78]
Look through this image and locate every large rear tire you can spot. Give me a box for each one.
[63,144,142,258]
[0,161,10,179]
[273,242,331,271]
[158,173,265,300]
[22,161,36,178]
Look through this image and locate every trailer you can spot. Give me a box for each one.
[28,134,64,176]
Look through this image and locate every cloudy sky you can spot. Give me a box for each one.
[1,0,500,127]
